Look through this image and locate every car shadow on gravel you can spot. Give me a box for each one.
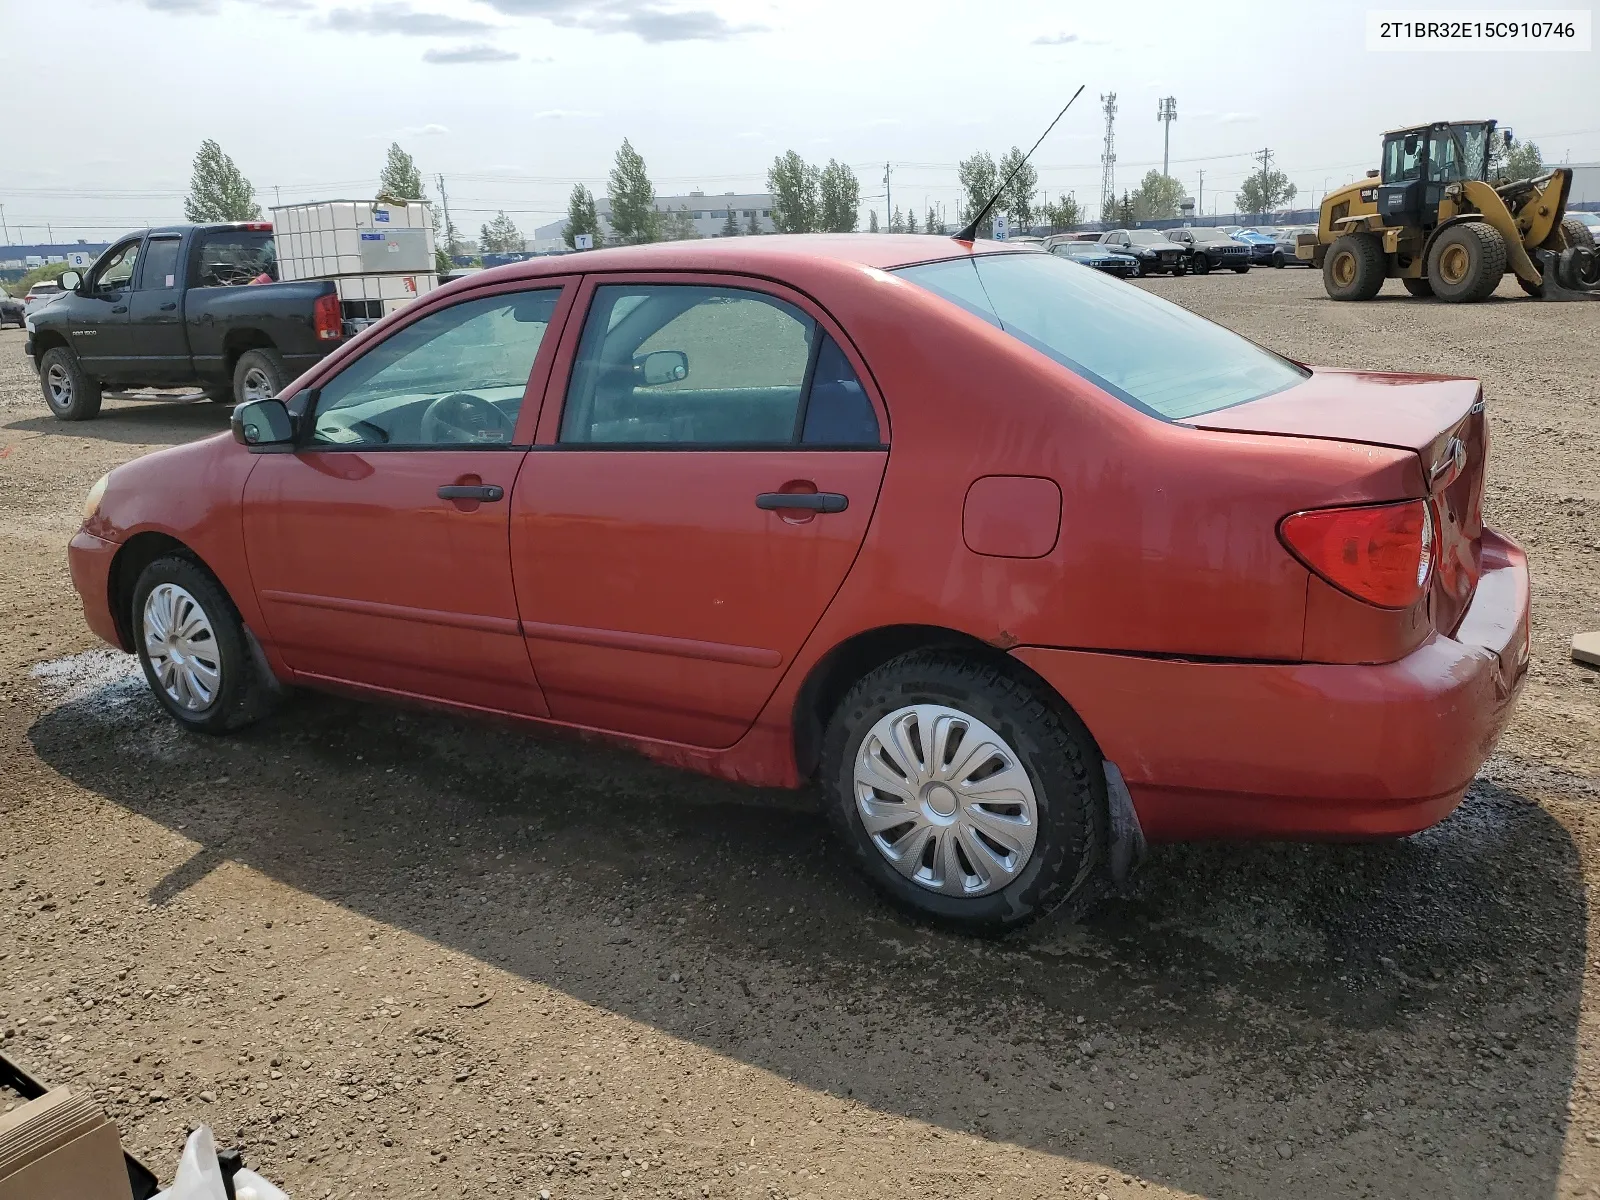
[5,399,230,447]
[28,667,1590,1200]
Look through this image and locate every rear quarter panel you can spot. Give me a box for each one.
[185,280,338,380]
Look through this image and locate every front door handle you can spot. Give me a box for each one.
[159,302,177,312]
[756,492,848,513]
[111,305,128,314]
[438,484,504,502]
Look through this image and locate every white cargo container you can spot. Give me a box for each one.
[270,200,438,327]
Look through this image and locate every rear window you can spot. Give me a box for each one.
[893,253,1307,420]
[194,231,277,288]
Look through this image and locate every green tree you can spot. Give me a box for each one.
[868,209,879,233]
[1130,170,1183,221]
[479,211,523,253]
[664,204,701,240]
[1236,165,1297,215]
[768,150,821,233]
[608,138,660,244]
[1115,191,1136,227]
[997,146,1038,232]
[957,151,998,238]
[378,142,424,200]
[905,208,919,234]
[562,183,601,249]
[926,205,939,234]
[745,209,762,235]
[720,206,741,237]
[818,160,861,232]
[886,206,902,233]
[183,139,260,222]
[1496,136,1543,181]
[1042,194,1081,230]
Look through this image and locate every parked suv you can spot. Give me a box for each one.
[1165,228,1252,274]
[1096,229,1189,275]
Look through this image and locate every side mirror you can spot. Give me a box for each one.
[231,398,294,450]
[634,349,688,387]
[58,270,82,292]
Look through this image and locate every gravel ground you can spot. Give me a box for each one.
[1,269,1598,1200]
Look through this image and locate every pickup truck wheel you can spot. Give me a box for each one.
[39,346,103,421]
[204,387,234,406]
[233,348,288,406]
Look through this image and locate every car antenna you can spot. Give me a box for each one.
[953,84,1086,243]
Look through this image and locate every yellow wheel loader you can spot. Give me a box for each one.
[1299,120,1600,302]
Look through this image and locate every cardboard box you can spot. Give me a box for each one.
[0,1088,134,1200]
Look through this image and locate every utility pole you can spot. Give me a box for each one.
[273,185,282,207]
[1099,93,1117,222]
[1197,170,1204,218]
[0,204,8,246]
[883,163,892,228]
[1157,96,1177,178]
[1254,147,1275,172]
[436,173,454,255]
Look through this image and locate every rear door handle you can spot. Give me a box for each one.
[756,492,848,513]
[438,484,504,502]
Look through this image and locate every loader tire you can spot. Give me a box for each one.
[1323,234,1385,301]
[1555,217,1596,252]
[1401,277,1434,298]
[1427,221,1506,303]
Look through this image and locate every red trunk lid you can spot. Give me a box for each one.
[1183,369,1487,635]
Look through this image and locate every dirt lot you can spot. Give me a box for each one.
[2,269,1598,1200]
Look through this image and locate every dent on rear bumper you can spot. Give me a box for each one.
[1014,531,1530,841]
[68,529,127,651]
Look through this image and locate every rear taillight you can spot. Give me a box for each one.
[313,292,342,342]
[1279,499,1435,609]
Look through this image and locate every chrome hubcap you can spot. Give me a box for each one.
[46,363,71,407]
[853,704,1039,897]
[142,583,221,711]
[241,367,274,403]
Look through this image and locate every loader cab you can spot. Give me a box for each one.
[1378,120,1496,229]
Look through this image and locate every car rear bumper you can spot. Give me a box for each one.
[1013,529,1531,841]
[68,529,126,651]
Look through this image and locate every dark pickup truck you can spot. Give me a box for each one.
[27,222,344,421]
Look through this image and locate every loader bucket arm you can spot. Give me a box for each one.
[1458,180,1544,285]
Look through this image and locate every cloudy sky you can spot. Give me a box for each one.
[1,0,1597,244]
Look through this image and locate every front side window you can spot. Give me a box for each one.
[195,231,276,288]
[895,253,1306,421]
[312,289,559,448]
[139,238,182,290]
[94,240,141,292]
[1384,133,1423,184]
[560,284,878,447]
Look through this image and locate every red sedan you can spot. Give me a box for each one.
[67,235,1530,932]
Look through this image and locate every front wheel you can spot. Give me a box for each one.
[132,556,280,734]
[38,346,103,421]
[1323,233,1386,301]
[820,651,1105,934]
[1427,221,1506,303]
[1232,263,1250,274]
[1272,251,1285,268]
[1191,254,1211,275]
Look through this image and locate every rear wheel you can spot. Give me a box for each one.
[1272,251,1285,268]
[820,650,1105,934]
[132,556,279,734]
[1427,221,1506,303]
[232,348,288,407]
[1401,276,1434,298]
[1547,217,1596,253]
[38,346,103,421]
[1323,234,1386,301]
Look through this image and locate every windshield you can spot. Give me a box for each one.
[1127,231,1169,246]
[894,253,1306,421]
[1191,229,1235,243]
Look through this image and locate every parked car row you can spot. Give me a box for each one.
[1039,225,1324,277]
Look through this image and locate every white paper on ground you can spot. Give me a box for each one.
[151,1126,290,1200]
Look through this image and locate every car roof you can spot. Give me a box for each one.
[464,234,1001,285]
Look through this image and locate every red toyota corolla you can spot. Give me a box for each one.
[66,235,1530,931]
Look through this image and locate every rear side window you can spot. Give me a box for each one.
[560,284,879,447]
[139,238,182,290]
[895,253,1305,420]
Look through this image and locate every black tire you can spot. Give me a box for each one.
[232,347,289,406]
[1171,262,1187,277]
[204,386,234,406]
[1323,233,1386,301]
[1546,217,1596,253]
[819,650,1106,935]
[1401,276,1435,298]
[38,345,103,421]
[1191,253,1211,275]
[1427,221,1506,303]
[1231,263,1250,274]
[1272,251,1285,268]
[131,555,280,734]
